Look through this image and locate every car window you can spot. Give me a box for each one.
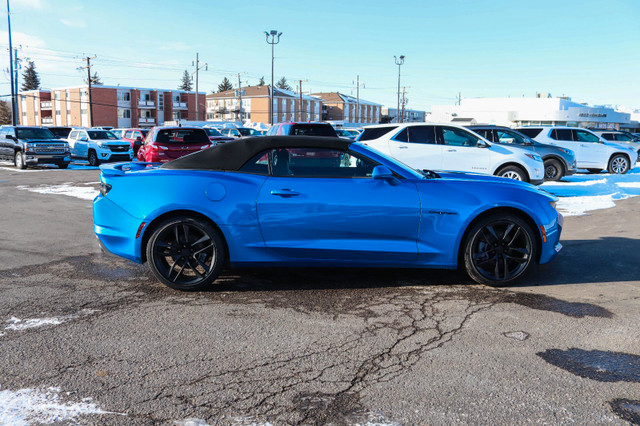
[496,129,525,145]
[68,131,78,139]
[517,128,543,138]
[87,130,118,140]
[574,130,600,143]
[155,128,209,144]
[439,127,479,147]
[124,131,133,139]
[615,134,633,142]
[266,147,378,178]
[358,126,398,141]
[238,152,270,175]
[289,124,337,137]
[266,126,277,136]
[405,126,436,144]
[16,128,55,139]
[471,129,494,142]
[550,129,574,141]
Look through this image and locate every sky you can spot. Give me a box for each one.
[0,0,639,112]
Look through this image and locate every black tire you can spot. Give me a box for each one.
[57,162,69,169]
[543,159,564,181]
[608,154,630,174]
[586,169,602,174]
[495,165,527,183]
[88,150,100,166]
[146,216,225,291]
[463,213,537,287]
[14,151,26,170]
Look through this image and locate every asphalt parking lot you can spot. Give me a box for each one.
[1,164,639,425]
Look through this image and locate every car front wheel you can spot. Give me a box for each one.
[88,150,100,166]
[543,159,564,181]
[608,154,630,174]
[14,151,26,169]
[496,165,527,182]
[463,213,537,287]
[146,216,225,291]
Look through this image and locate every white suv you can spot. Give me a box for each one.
[517,126,637,174]
[358,123,545,184]
[67,128,133,166]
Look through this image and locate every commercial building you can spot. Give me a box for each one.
[430,96,631,130]
[207,86,323,124]
[381,107,426,123]
[312,92,381,126]
[18,86,206,128]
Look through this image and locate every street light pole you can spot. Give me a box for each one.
[394,55,405,123]
[264,30,282,126]
[6,0,17,125]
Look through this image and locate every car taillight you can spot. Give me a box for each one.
[200,144,211,149]
[99,182,112,196]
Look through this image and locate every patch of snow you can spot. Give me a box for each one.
[174,418,211,426]
[17,184,99,200]
[4,309,97,332]
[0,386,122,425]
[616,182,640,188]
[542,178,606,187]
[556,194,621,216]
[503,331,530,341]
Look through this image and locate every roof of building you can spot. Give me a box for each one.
[20,85,205,95]
[312,92,382,107]
[207,85,321,102]
[162,136,351,171]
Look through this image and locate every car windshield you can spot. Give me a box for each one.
[290,124,337,137]
[237,128,255,136]
[88,130,118,140]
[48,128,71,138]
[204,128,223,136]
[15,128,55,139]
[355,143,425,179]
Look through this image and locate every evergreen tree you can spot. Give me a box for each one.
[178,70,193,91]
[84,71,102,86]
[258,76,265,86]
[0,100,11,124]
[276,77,292,91]
[218,77,233,92]
[21,61,41,91]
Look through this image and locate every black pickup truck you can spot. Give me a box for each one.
[0,126,71,169]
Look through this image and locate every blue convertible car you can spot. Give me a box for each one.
[93,136,563,290]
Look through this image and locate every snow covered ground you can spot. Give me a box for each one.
[16,183,99,201]
[540,168,640,216]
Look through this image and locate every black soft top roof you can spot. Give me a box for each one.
[162,136,353,171]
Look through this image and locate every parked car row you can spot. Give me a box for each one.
[0,125,71,169]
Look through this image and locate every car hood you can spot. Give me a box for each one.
[603,141,636,152]
[21,138,67,143]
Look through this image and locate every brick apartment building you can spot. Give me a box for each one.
[18,86,206,128]
[312,92,382,125]
[206,86,323,124]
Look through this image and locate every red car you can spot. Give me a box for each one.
[137,127,211,163]
[121,128,149,155]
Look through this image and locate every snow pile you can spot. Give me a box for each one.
[540,168,640,216]
[17,183,99,201]
[4,309,97,332]
[0,387,119,425]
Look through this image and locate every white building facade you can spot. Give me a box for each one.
[431,97,631,130]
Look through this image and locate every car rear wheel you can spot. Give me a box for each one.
[586,169,602,174]
[543,159,564,181]
[608,154,630,174]
[146,216,225,291]
[14,151,26,170]
[88,150,100,166]
[463,213,537,287]
[495,165,527,182]
[57,162,69,169]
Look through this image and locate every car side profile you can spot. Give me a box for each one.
[517,126,637,174]
[358,124,545,184]
[0,126,70,169]
[94,136,563,291]
[120,128,149,155]
[467,125,577,181]
[67,129,133,166]
[593,130,640,161]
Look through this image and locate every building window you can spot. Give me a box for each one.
[158,93,164,111]
[118,109,131,119]
[117,92,131,101]
[80,109,87,114]
[172,111,180,120]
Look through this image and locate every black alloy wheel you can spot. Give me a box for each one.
[608,154,630,174]
[464,214,537,286]
[543,159,563,181]
[88,150,100,167]
[57,162,69,169]
[146,216,225,291]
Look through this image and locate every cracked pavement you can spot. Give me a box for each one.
[1,167,639,425]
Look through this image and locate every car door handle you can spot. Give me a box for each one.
[581,144,588,147]
[398,145,408,149]
[270,189,300,197]
[447,149,457,152]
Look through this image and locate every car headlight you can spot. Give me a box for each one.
[25,143,37,152]
[525,153,542,162]
[97,142,107,148]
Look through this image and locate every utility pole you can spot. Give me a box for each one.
[353,75,365,124]
[295,80,307,121]
[78,55,96,127]
[236,73,244,122]
[401,86,408,123]
[394,55,405,123]
[264,30,282,125]
[6,0,17,125]
[191,53,208,121]
[457,92,462,106]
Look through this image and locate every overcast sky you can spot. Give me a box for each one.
[1,0,639,111]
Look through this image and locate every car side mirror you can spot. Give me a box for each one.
[372,165,400,186]
[80,136,88,141]
[135,137,142,141]
[477,140,490,148]
[5,134,13,139]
